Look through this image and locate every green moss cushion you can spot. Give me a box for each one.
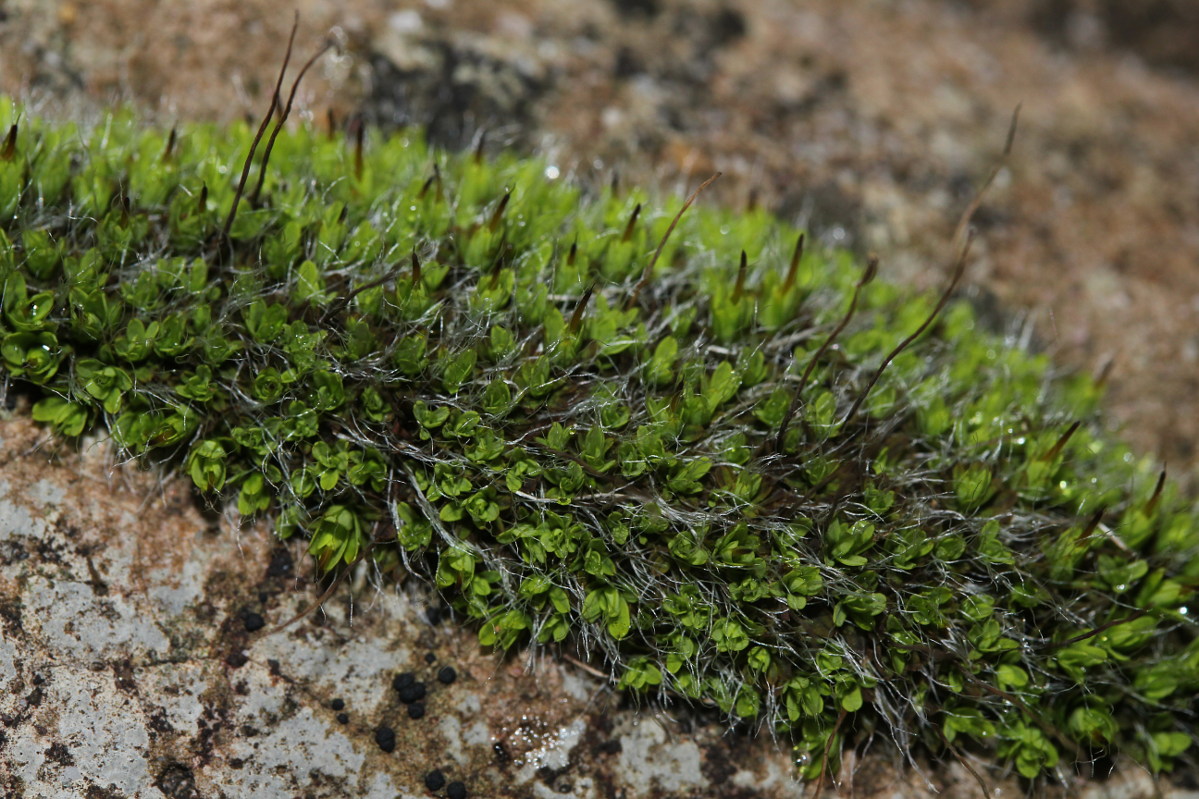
[0,102,1195,781]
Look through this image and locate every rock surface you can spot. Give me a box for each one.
[2,0,1198,796]
[0,412,809,797]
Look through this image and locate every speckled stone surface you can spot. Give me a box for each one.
[1,1,1199,796]
[0,413,815,798]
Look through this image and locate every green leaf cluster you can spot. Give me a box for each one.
[1,99,1197,782]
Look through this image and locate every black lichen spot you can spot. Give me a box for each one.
[392,671,415,691]
[437,666,457,685]
[148,710,175,735]
[111,659,138,694]
[397,681,427,704]
[24,681,45,710]
[46,741,74,766]
[242,611,265,632]
[155,763,198,799]
[597,739,622,755]
[610,0,661,18]
[447,780,468,799]
[34,535,68,565]
[710,6,747,47]
[407,702,426,720]
[424,769,446,791]
[613,46,644,80]
[265,547,293,578]
[425,602,450,625]
[537,765,564,787]
[331,697,345,711]
[225,651,248,668]
[375,724,396,753]
[336,712,349,725]
[0,540,29,567]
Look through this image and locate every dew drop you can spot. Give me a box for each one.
[544,165,560,180]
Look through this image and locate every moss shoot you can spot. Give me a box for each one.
[0,99,1196,783]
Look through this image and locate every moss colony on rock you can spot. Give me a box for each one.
[1,99,1197,783]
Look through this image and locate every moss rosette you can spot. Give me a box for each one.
[1,101,1196,782]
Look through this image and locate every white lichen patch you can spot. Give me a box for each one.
[7,671,153,794]
[218,663,378,796]
[614,717,709,793]
[249,595,416,712]
[514,717,586,775]
[0,634,17,683]
[145,550,209,617]
[28,477,65,508]
[25,577,171,660]
[0,493,39,545]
